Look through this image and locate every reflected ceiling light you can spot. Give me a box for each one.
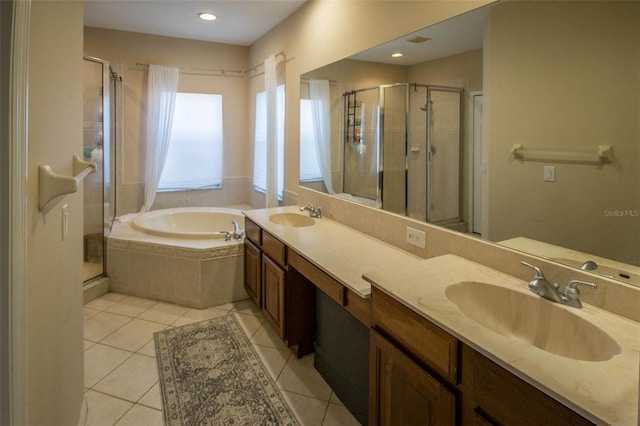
[198,12,217,21]
[391,52,404,58]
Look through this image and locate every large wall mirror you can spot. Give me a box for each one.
[299,0,640,287]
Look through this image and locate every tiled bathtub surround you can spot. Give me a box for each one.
[107,222,247,308]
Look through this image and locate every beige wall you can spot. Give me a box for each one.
[84,28,250,213]
[27,1,85,424]
[484,1,640,266]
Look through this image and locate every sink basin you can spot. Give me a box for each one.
[269,213,316,228]
[445,281,621,361]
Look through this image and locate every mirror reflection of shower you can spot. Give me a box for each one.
[341,83,463,228]
[82,57,120,283]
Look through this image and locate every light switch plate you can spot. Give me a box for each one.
[62,204,69,240]
[544,166,556,182]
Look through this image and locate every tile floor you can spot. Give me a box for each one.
[83,292,361,425]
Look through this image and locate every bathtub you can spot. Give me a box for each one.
[107,207,249,308]
[132,207,244,239]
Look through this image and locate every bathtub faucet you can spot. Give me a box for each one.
[231,220,244,240]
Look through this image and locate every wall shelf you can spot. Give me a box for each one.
[38,155,97,211]
[511,144,612,164]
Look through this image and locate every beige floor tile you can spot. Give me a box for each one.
[100,318,166,352]
[277,354,332,401]
[84,344,133,388]
[250,322,289,351]
[138,382,163,410]
[84,311,131,342]
[138,301,190,325]
[280,390,328,426]
[114,404,164,426]
[106,295,157,317]
[329,392,344,406]
[84,340,96,352]
[232,299,263,317]
[137,338,158,358]
[84,390,133,426]
[84,307,101,321]
[93,354,159,403]
[84,293,124,312]
[211,301,237,311]
[171,307,228,326]
[232,312,264,338]
[253,343,291,380]
[322,403,361,426]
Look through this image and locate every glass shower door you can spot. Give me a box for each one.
[427,87,462,223]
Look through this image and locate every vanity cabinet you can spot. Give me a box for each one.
[244,218,288,337]
[244,219,262,308]
[370,330,456,425]
[370,287,594,426]
[243,239,262,307]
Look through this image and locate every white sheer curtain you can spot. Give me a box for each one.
[141,64,179,212]
[309,79,333,194]
[264,54,279,208]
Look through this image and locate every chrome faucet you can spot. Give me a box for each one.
[300,202,322,218]
[231,220,244,239]
[520,261,597,308]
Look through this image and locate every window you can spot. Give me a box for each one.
[158,93,223,191]
[299,99,323,181]
[253,86,285,198]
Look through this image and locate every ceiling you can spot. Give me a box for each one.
[84,0,307,46]
[349,5,489,66]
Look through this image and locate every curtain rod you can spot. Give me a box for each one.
[135,50,286,77]
[244,51,286,74]
[135,63,245,78]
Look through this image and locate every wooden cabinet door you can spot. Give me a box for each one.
[262,254,286,338]
[370,330,455,426]
[244,239,261,308]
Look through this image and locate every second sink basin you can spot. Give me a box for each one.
[269,213,316,228]
[445,281,621,362]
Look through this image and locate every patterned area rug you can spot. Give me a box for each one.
[154,314,299,425]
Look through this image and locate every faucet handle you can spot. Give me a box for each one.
[563,280,597,300]
[520,261,546,280]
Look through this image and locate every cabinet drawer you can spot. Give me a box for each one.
[262,231,286,268]
[245,218,262,246]
[371,287,458,384]
[288,250,345,306]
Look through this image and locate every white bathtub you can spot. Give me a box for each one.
[132,207,244,239]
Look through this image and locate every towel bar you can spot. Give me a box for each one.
[38,155,97,211]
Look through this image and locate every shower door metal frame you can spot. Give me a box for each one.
[82,56,116,282]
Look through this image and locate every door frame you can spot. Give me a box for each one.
[1,0,30,424]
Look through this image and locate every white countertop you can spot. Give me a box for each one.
[243,206,422,298]
[363,254,640,426]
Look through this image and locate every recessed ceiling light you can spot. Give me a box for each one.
[198,12,217,21]
[391,52,404,58]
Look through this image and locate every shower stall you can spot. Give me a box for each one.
[342,83,463,225]
[82,57,120,282]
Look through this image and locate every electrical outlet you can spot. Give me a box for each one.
[62,204,69,241]
[406,226,426,248]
